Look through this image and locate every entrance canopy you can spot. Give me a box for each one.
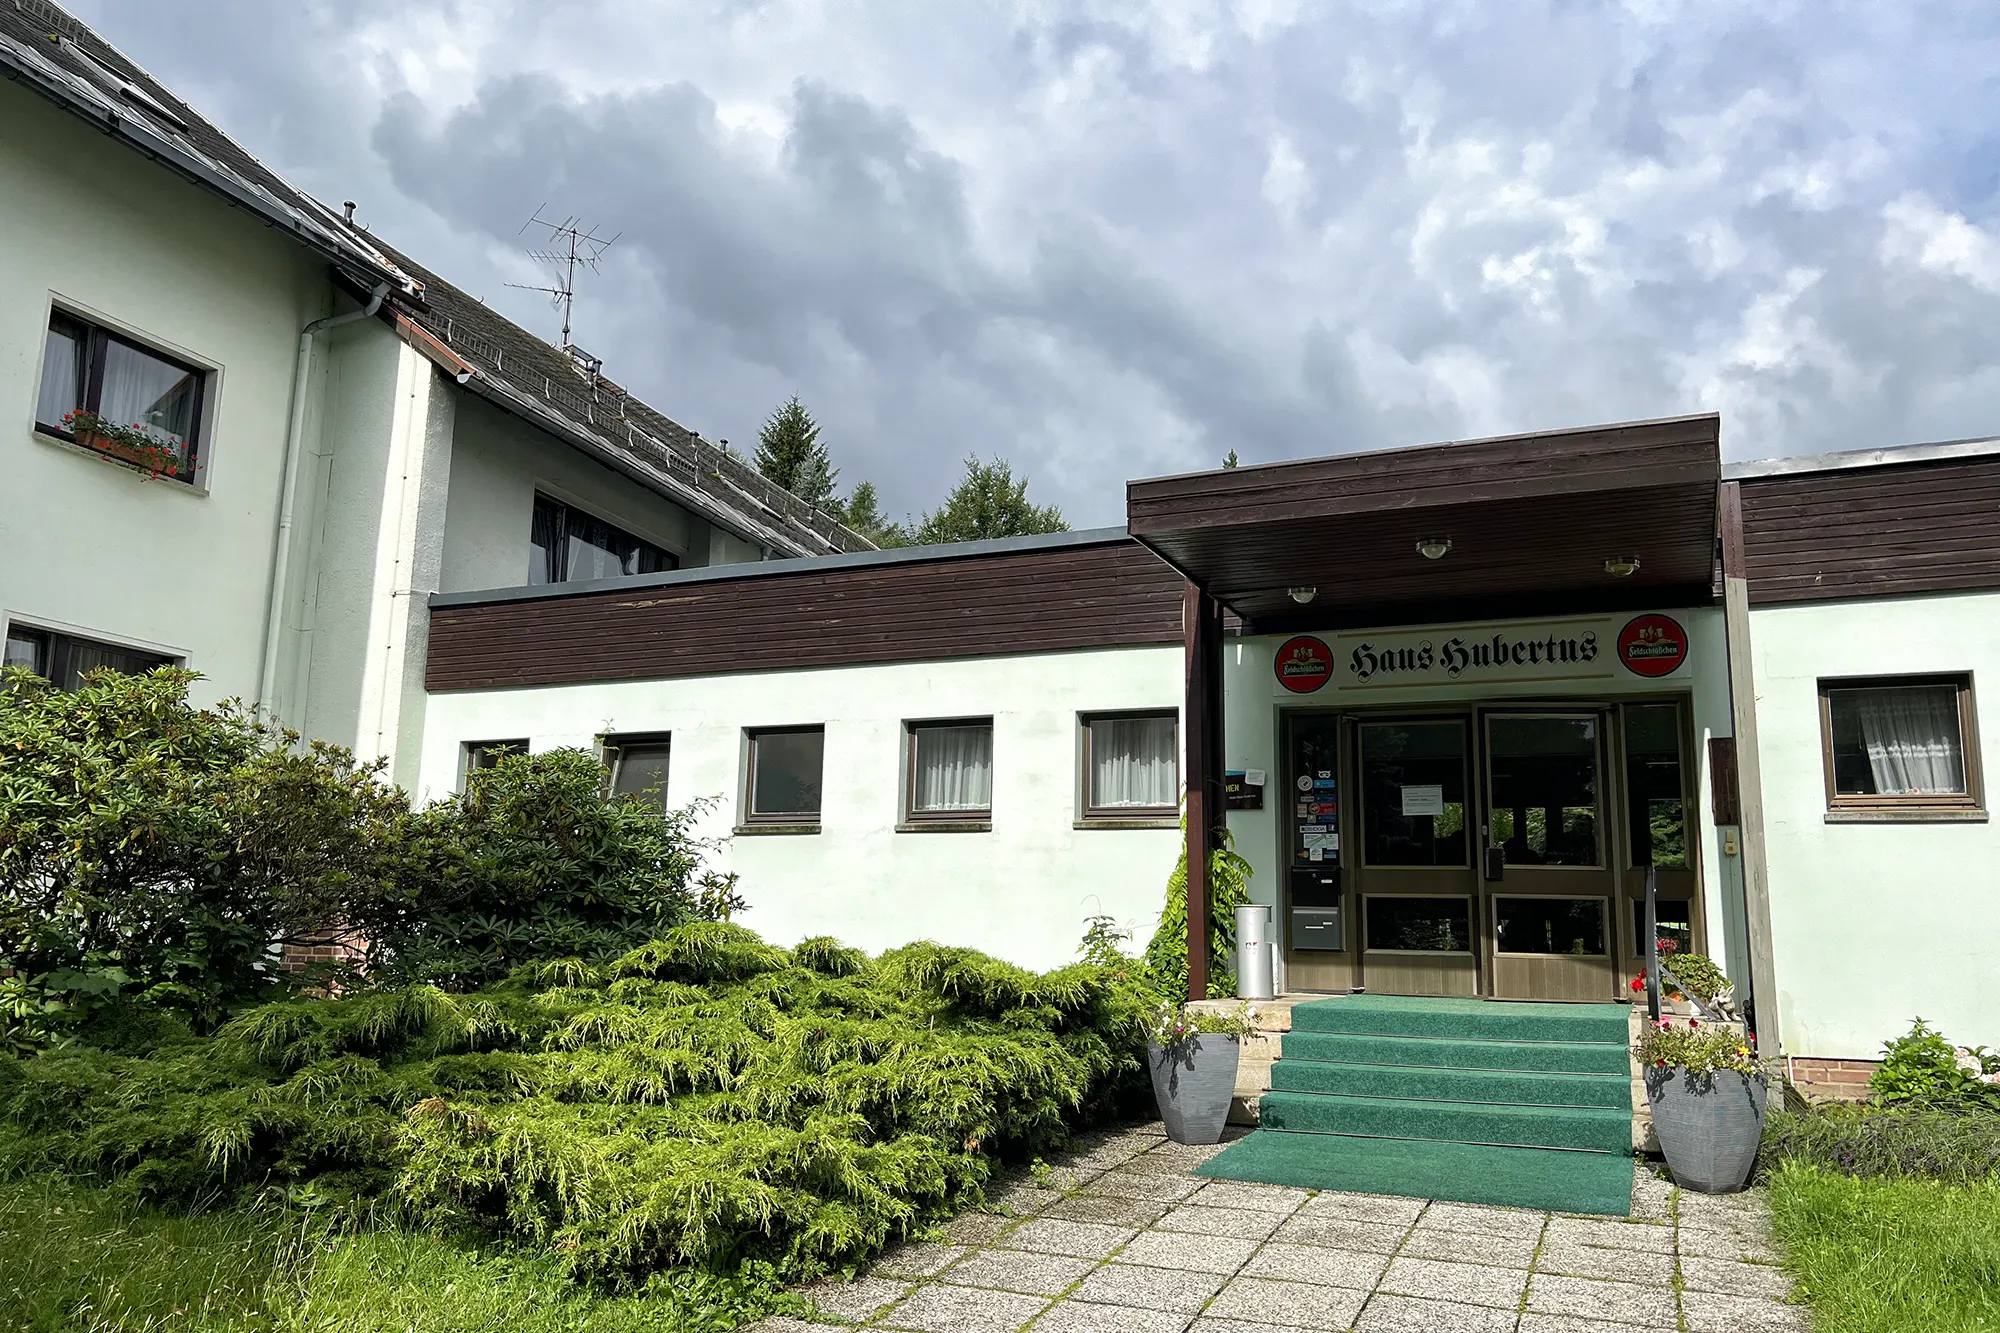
[1127,414,1721,629]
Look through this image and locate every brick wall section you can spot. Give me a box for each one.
[1788,1056,1881,1102]
[280,929,367,974]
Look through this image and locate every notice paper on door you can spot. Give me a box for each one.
[1302,832,1338,853]
[1400,784,1445,817]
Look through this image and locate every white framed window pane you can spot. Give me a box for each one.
[5,630,48,675]
[36,322,83,429]
[611,743,672,813]
[912,723,993,812]
[98,338,198,456]
[752,730,824,816]
[1829,685,1966,795]
[1089,715,1177,809]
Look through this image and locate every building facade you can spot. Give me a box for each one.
[6,3,1996,1093]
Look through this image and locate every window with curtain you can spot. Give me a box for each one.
[34,310,206,484]
[1823,676,1980,809]
[2,624,173,690]
[1083,713,1178,815]
[604,735,672,814]
[528,494,677,585]
[906,720,994,822]
[746,727,825,823]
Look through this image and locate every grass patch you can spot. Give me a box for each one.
[0,1175,810,1331]
[1769,1162,2000,1333]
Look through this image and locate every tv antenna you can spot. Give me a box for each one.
[508,208,619,350]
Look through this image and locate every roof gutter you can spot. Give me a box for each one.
[257,282,391,719]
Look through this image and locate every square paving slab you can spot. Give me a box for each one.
[748,1125,1806,1333]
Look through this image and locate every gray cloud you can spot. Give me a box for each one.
[67,0,2000,524]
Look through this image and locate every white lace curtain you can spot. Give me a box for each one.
[1850,685,1966,794]
[912,724,993,811]
[1089,716,1177,809]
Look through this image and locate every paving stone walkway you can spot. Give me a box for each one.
[752,1123,1807,1333]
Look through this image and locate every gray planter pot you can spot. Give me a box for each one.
[1149,1035,1241,1145]
[1645,1066,1768,1193]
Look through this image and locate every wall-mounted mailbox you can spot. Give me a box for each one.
[1291,906,1343,952]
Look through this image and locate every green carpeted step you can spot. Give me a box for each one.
[1258,1091,1632,1153]
[1271,1059,1632,1110]
[1280,1030,1631,1075]
[1290,994,1630,1044]
[1198,1130,1633,1216]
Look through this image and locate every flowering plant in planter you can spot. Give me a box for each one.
[1146,1001,1258,1145]
[1148,1000,1261,1045]
[62,410,186,479]
[1633,1016,1765,1077]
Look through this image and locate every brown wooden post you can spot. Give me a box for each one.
[1718,480,1782,1058]
[1183,581,1225,1001]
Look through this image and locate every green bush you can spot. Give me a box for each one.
[0,667,409,1036]
[1870,1018,2000,1110]
[0,921,1151,1289]
[1759,1101,2000,1184]
[0,670,742,1040]
[354,748,744,989]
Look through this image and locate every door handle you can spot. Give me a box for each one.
[1483,843,1506,881]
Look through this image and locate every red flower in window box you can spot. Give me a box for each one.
[61,410,185,479]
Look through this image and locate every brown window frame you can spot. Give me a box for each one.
[35,308,210,486]
[1078,709,1181,821]
[463,739,528,784]
[901,717,995,829]
[1817,673,1984,817]
[742,725,826,827]
[2,622,176,690]
[601,732,672,814]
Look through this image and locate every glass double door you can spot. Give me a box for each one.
[1349,707,1653,1001]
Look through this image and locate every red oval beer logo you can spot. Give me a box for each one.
[1276,635,1334,693]
[1617,614,1688,678]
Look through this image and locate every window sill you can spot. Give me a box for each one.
[1824,807,1988,824]
[1074,815,1180,830]
[896,819,992,834]
[33,427,207,495]
[734,822,821,836]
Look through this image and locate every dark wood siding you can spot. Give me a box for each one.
[426,539,1184,691]
[1738,455,2000,603]
[1128,415,1721,624]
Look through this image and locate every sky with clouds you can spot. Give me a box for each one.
[68,0,2000,527]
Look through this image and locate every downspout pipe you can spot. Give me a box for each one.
[257,282,390,720]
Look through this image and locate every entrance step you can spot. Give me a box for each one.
[1200,994,1637,1215]
[1197,1131,1636,1217]
[1289,993,1631,1043]
[1280,1030,1632,1075]
[1270,1058,1632,1109]
[1258,1091,1633,1153]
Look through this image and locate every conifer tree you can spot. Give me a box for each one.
[839,481,911,548]
[914,456,1067,545]
[753,396,837,508]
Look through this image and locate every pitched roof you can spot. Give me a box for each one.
[1,0,872,558]
[378,242,873,557]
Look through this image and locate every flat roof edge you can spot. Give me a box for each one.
[1726,434,2000,481]
[428,526,1138,609]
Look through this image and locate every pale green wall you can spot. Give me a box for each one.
[0,81,326,707]
[1751,590,2000,1060]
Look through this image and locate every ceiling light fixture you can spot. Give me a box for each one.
[1287,586,1317,605]
[1416,537,1452,561]
[1604,555,1641,578]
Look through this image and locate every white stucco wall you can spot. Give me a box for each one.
[1750,590,2000,1060]
[417,646,1185,970]
[0,82,325,706]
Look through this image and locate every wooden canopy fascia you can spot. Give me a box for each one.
[1130,413,1724,629]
